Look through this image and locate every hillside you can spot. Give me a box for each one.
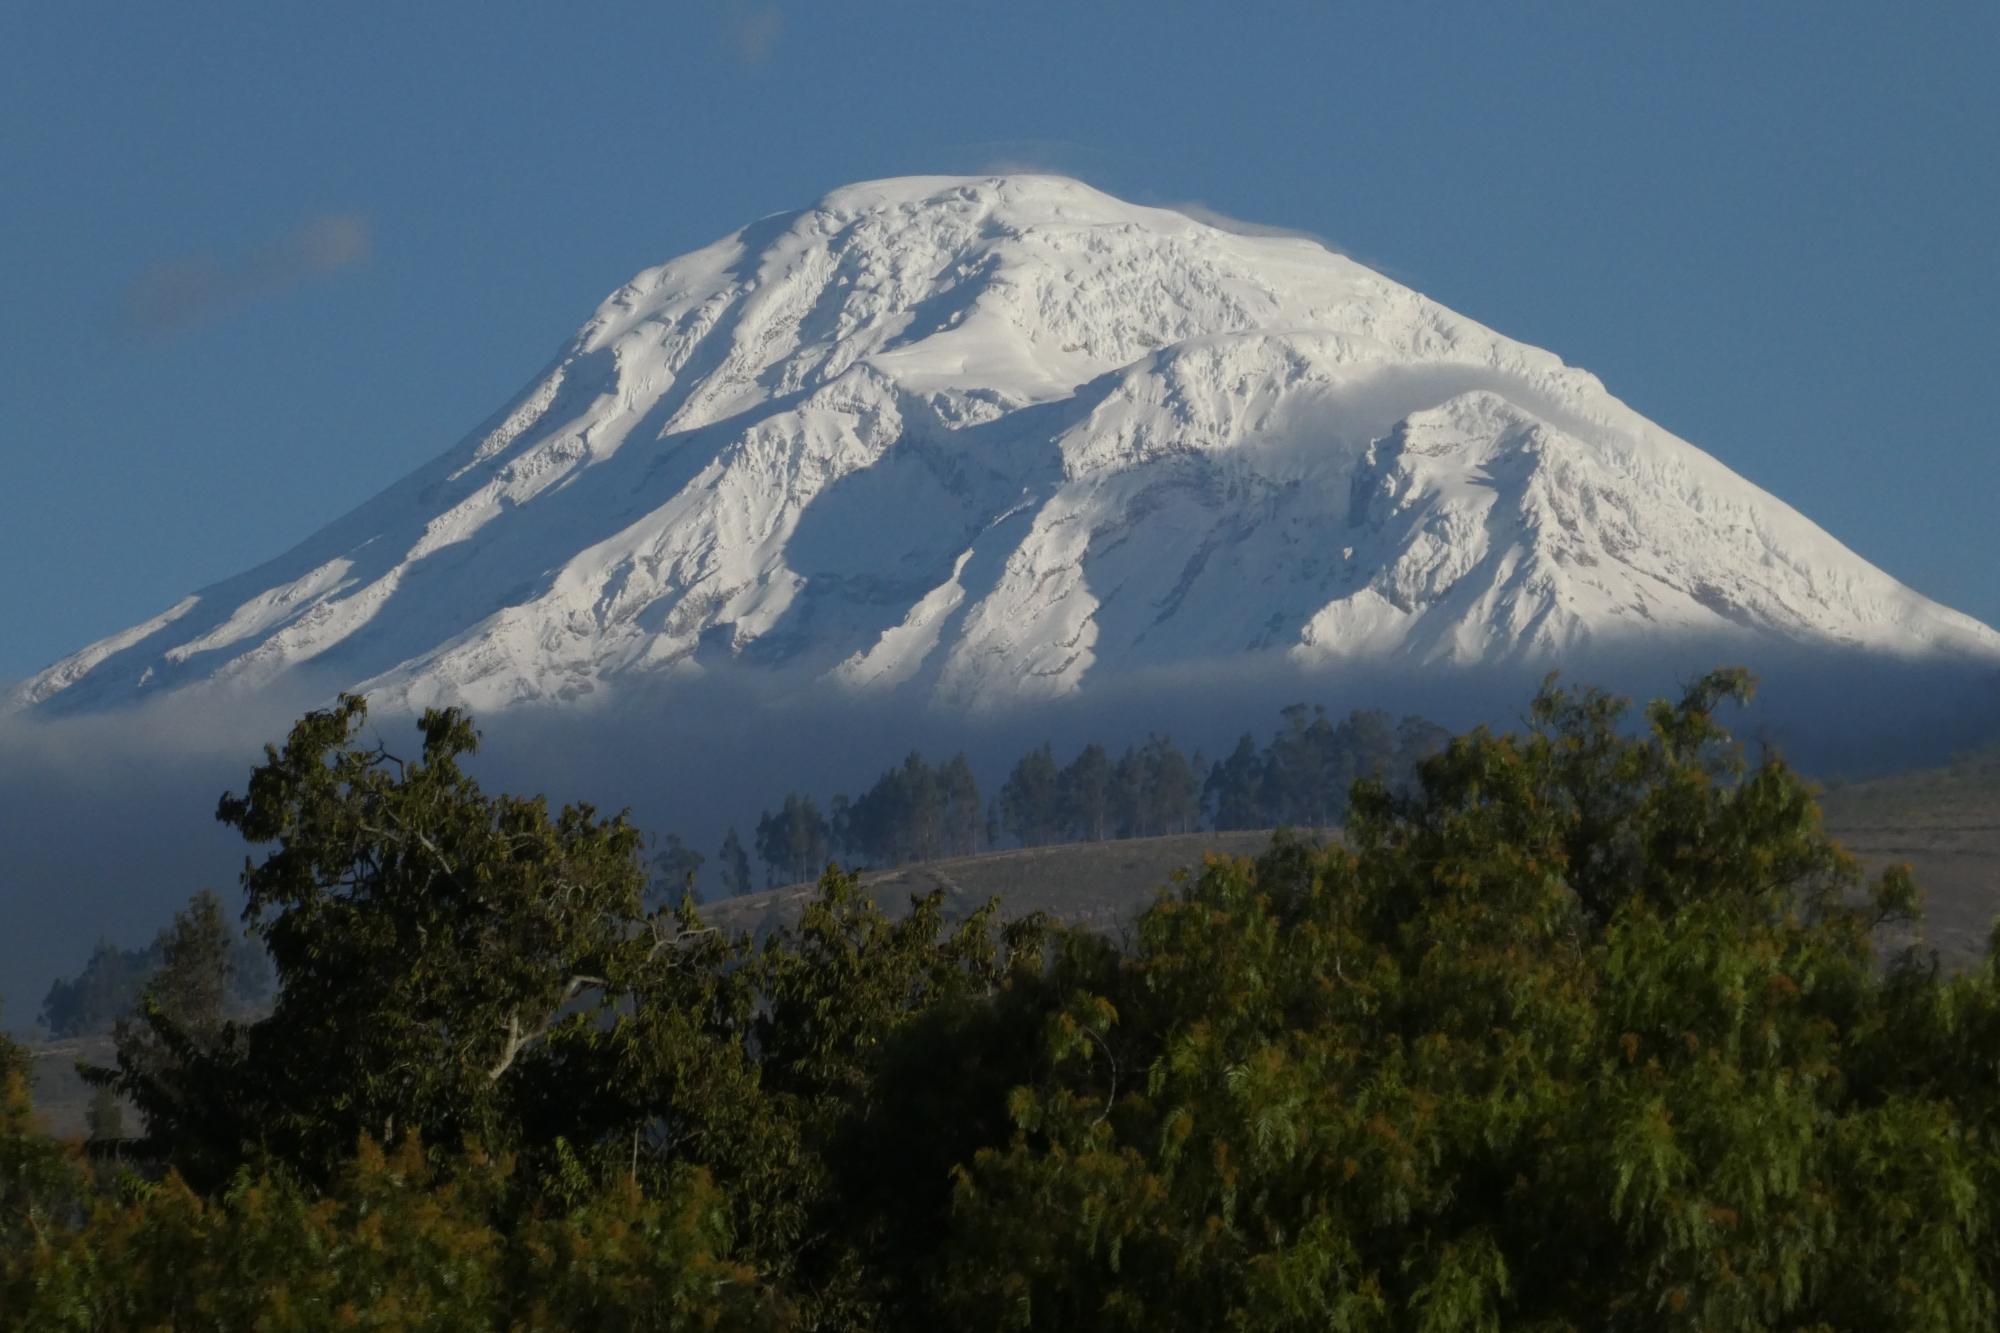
[702,829,1280,941]
[707,769,2000,967]
[1821,750,2000,964]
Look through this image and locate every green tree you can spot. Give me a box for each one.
[39,939,155,1038]
[1109,745,1147,839]
[104,696,655,1187]
[1204,732,1267,830]
[845,754,946,866]
[83,1087,124,1145]
[0,1005,87,1261]
[757,791,833,885]
[1058,743,1114,842]
[718,825,754,897]
[1147,734,1202,835]
[1000,743,1063,847]
[940,753,983,857]
[939,671,1984,1331]
[1261,701,1338,826]
[21,674,2000,1329]
[86,888,239,1156]
[652,831,707,906]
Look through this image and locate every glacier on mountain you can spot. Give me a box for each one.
[12,174,1999,717]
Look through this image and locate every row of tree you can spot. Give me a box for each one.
[39,891,271,1038]
[7,675,2000,1327]
[661,707,1450,897]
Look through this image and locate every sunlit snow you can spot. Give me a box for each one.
[11,175,1998,717]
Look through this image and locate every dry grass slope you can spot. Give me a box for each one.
[1820,750,2000,966]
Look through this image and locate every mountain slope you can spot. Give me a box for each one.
[13,175,1999,716]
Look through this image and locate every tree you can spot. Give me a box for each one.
[84,1087,124,1144]
[845,754,946,866]
[652,832,707,906]
[0,1131,769,1330]
[901,754,945,863]
[0,1003,87,1260]
[999,744,1063,847]
[39,939,154,1038]
[1393,712,1451,779]
[1331,706,1398,786]
[45,900,274,1042]
[757,793,832,885]
[149,888,233,1035]
[87,888,238,1152]
[829,792,853,859]
[25,674,2000,1328]
[1109,745,1147,839]
[1146,735,1201,836]
[0,1017,24,1092]
[940,754,982,858]
[938,671,1986,1330]
[1204,733,1266,830]
[718,826,754,898]
[1113,734,1200,838]
[1261,702,1338,827]
[102,696,655,1186]
[1057,744,1113,842]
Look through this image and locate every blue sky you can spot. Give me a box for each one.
[3,3,1996,684]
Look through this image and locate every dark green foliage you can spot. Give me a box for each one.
[651,831,706,906]
[1059,742,1115,842]
[1108,734,1202,838]
[83,1086,123,1144]
[1000,742,1064,846]
[841,752,943,866]
[1204,732,1267,830]
[939,671,1989,1330]
[0,1007,89,1260]
[39,940,152,1038]
[146,887,233,1036]
[720,706,1439,871]
[718,825,754,897]
[1202,705,1443,833]
[83,888,244,1164]
[94,695,656,1188]
[0,1015,26,1090]
[16,672,2000,1329]
[41,905,271,1038]
[2,1133,771,1330]
[838,751,983,866]
[939,753,983,857]
[756,792,831,885]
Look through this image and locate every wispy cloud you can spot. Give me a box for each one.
[720,1,784,65]
[952,137,1120,181]
[1160,198,1425,284]
[121,211,371,335]
[1161,200,1343,253]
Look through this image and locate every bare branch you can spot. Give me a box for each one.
[484,972,607,1082]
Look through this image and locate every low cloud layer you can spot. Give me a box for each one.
[4,646,1992,1034]
[121,212,371,334]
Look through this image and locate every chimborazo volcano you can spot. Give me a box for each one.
[13,176,1999,719]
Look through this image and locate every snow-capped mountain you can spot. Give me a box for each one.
[13,175,1999,717]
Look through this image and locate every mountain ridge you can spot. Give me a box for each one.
[13,173,1998,717]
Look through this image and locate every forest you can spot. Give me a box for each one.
[692,705,1449,897]
[6,670,2000,1330]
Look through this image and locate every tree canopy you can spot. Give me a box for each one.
[8,671,2000,1329]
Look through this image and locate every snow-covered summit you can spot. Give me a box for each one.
[13,174,2000,716]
